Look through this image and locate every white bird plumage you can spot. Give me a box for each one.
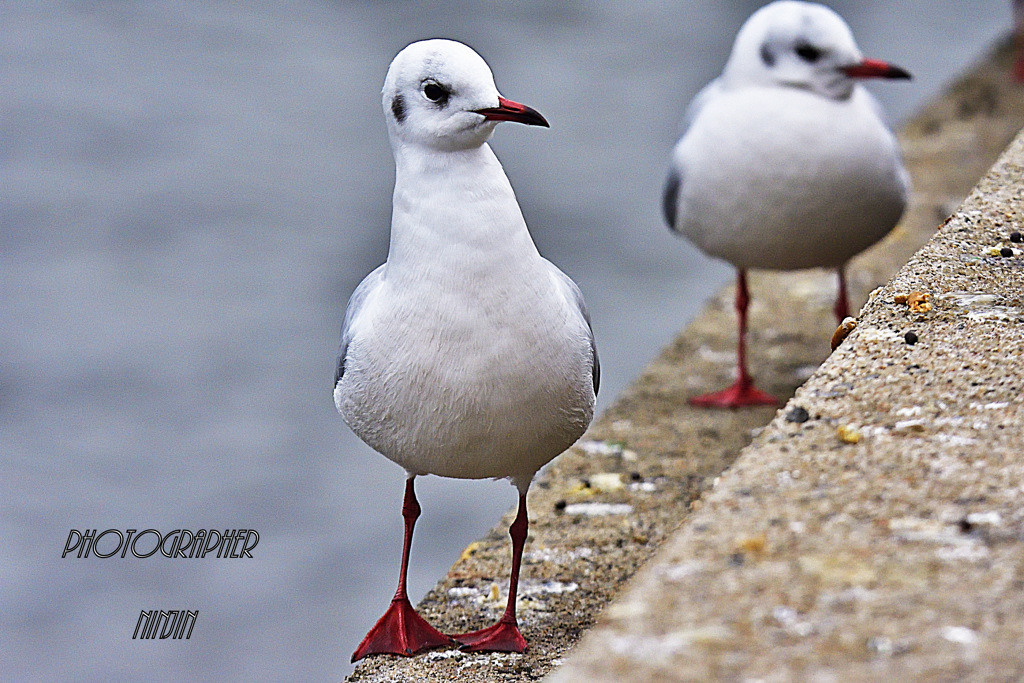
[336,38,597,489]
[666,0,909,270]
[337,38,597,661]
[663,0,910,407]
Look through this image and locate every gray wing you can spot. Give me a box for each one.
[662,167,682,229]
[547,263,600,396]
[335,264,385,388]
[663,78,722,231]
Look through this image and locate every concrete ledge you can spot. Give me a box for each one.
[347,37,1024,683]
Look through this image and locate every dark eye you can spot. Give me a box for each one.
[795,43,823,63]
[423,82,448,104]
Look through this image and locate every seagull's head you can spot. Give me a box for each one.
[723,1,910,100]
[382,39,548,152]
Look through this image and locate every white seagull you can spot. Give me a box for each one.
[336,39,598,661]
[663,0,910,407]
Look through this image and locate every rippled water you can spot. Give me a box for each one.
[2,1,1010,679]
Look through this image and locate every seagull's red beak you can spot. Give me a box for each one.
[842,58,912,80]
[474,97,549,127]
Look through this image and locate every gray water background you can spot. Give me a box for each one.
[2,2,1011,680]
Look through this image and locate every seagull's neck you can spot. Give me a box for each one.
[385,142,541,280]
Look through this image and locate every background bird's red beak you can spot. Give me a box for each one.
[474,97,549,127]
[843,58,912,80]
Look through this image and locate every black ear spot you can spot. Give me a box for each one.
[391,94,406,123]
[759,43,776,67]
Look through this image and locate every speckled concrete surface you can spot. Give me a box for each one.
[347,38,1024,683]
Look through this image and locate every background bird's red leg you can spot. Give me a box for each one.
[834,264,850,322]
[1015,0,1024,81]
[689,269,778,408]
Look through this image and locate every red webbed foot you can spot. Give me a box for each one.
[689,378,778,408]
[351,596,454,662]
[452,617,527,653]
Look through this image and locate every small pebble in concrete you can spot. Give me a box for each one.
[895,290,933,312]
[736,534,767,556]
[1000,246,1014,257]
[893,418,927,433]
[941,625,979,646]
[830,317,858,350]
[563,502,633,516]
[908,291,932,313]
[966,510,1002,526]
[579,440,624,457]
[589,473,624,492]
[1010,230,1022,242]
[866,636,912,656]
[786,406,810,423]
[837,424,862,444]
[905,331,919,345]
[867,635,895,656]
[458,541,482,562]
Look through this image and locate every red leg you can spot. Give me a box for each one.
[351,477,453,662]
[1015,2,1024,82]
[833,265,850,322]
[690,269,778,408]
[452,493,529,653]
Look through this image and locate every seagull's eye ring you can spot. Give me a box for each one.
[794,42,823,63]
[423,81,449,104]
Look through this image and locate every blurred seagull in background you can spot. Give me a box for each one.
[662,0,910,408]
[335,39,598,661]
